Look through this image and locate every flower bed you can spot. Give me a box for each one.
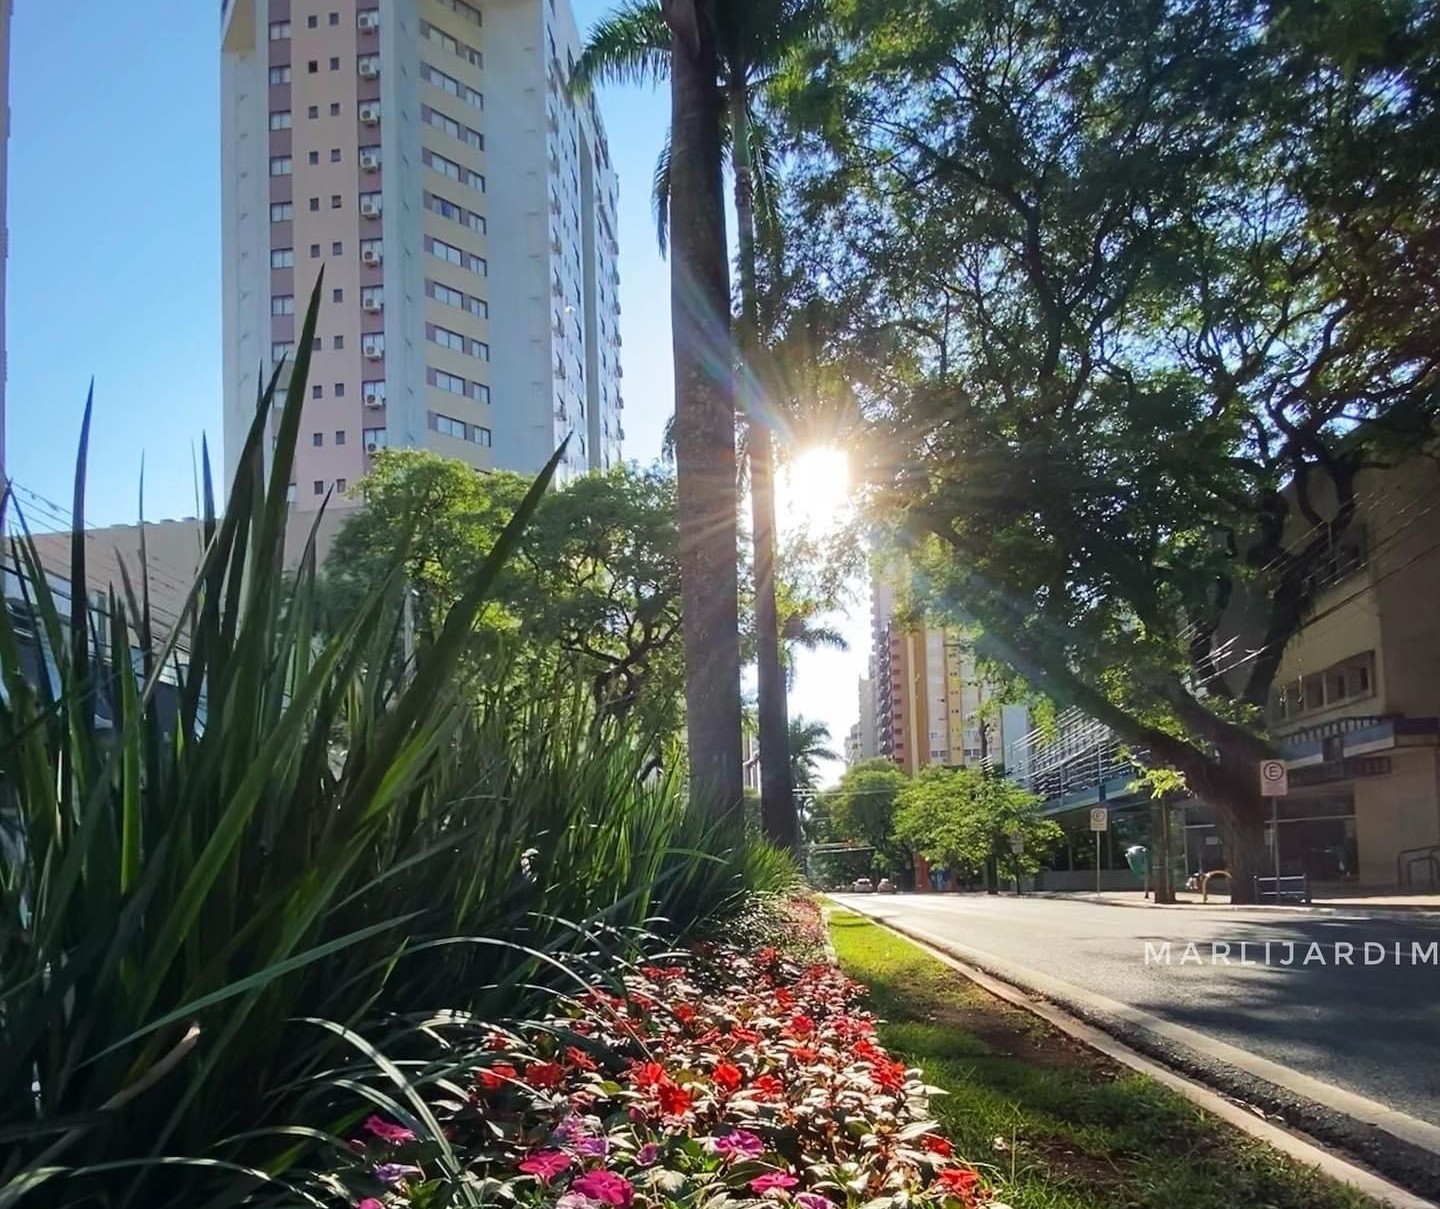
[340,900,991,1209]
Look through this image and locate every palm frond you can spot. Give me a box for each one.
[569,0,670,96]
[652,131,673,257]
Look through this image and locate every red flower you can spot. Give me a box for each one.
[573,1170,635,1207]
[518,1150,573,1182]
[936,1167,981,1205]
[920,1134,954,1157]
[751,1073,785,1099]
[712,1062,743,1093]
[786,1014,816,1037]
[789,1045,818,1064]
[673,1003,698,1026]
[657,1081,693,1116]
[476,1063,517,1092]
[566,1046,598,1072]
[525,1061,564,1089]
[629,1061,669,1090]
[873,1059,908,1092]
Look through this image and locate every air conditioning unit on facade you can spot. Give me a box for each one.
[360,150,381,171]
[362,296,383,313]
[364,393,384,408]
[360,198,381,218]
[357,11,379,30]
[361,247,382,265]
[363,342,384,360]
[366,441,380,453]
[358,59,380,79]
[359,103,381,125]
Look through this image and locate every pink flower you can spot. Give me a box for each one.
[362,1115,416,1145]
[573,1170,635,1207]
[357,1200,385,1209]
[636,1142,660,1166]
[518,1150,573,1182]
[712,1130,765,1160]
[796,1196,835,1209]
[750,1173,799,1194]
[576,1135,610,1158]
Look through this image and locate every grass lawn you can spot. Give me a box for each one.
[827,908,1379,1209]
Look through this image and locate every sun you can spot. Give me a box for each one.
[777,445,852,534]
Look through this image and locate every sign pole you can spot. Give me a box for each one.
[1258,759,1290,903]
[1096,832,1101,896]
[1271,794,1280,897]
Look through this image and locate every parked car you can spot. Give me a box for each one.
[876,878,896,893]
[852,877,874,893]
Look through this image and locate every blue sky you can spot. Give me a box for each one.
[5,0,863,781]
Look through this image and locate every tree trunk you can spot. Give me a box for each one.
[1214,787,1268,904]
[667,4,744,820]
[729,86,797,852]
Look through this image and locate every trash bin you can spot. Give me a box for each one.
[1124,845,1149,882]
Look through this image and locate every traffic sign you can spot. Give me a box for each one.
[1089,807,1108,832]
[1259,759,1289,797]
[1009,834,1025,854]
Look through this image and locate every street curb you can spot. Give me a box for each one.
[836,902,1440,1206]
[1023,890,1440,918]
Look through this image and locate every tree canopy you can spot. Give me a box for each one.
[783,0,1440,895]
[894,766,1061,880]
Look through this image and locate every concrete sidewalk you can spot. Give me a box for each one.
[1018,887,1440,915]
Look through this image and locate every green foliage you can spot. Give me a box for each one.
[894,766,1062,878]
[827,758,912,875]
[325,451,687,746]
[788,715,838,793]
[0,280,786,1208]
[784,0,1440,879]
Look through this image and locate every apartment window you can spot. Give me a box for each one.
[434,413,467,439]
[421,21,484,68]
[468,253,487,276]
[428,236,464,266]
[474,425,492,447]
[361,285,384,310]
[465,211,487,234]
[465,170,486,193]
[363,380,386,403]
[332,241,343,255]
[329,56,341,71]
[435,0,483,26]
[429,324,466,352]
[307,14,318,27]
[473,383,490,404]
[312,336,322,350]
[330,11,340,25]
[308,60,319,73]
[360,143,381,167]
[313,384,324,400]
[359,9,380,29]
[333,333,345,348]
[270,202,293,222]
[308,150,320,165]
[332,288,344,304]
[330,148,342,162]
[363,333,386,355]
[335,383,346,397]
[269,156,293,176]
[335,429,346,445]
[360,238,383,261]
[271,248,295,269]
[331,194,342,208]
[429,280,465,308]
[271,341,294,362]
[312,432,324,447]
[287,483,298,503]
[331,101,341,116]
[314,481,325,496]
[359,191,382,215]
[337,478,347,492]
[364,427,388,449]
[309,197,320,211]
[471,340,490,361]
[467,296,488,319]
[424,149,463,182]
[422,64,462,97]
[272,295,295,316]
[464,85,484,110]
[269,110,292,130]
[310,243,321,258]
[308,104,319,119]
[431,369,467,395]
[426,192,463,223]
[358,54,381,75]
[424,107,461,140]
[269,66,292,85]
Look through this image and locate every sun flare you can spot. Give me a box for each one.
[778,445,853,534]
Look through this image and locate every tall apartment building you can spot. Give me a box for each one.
[868,574,1026,777]
[220,0,623,519]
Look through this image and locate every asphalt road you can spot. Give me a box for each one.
[831,892,1440,1129]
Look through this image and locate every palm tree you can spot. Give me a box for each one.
[573,0,825,851]
[788,716,838,796]
[660,0,746,819]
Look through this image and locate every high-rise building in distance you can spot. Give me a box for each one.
[220,0,623,517]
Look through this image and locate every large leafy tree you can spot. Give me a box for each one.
[828,757,911,879]
[323,452,687,744]
[574,0,826,850]
[894,766,1062,883]
[787,0,1440,899]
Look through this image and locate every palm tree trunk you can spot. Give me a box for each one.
[666,1,744,820]
[730,86,797,852]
